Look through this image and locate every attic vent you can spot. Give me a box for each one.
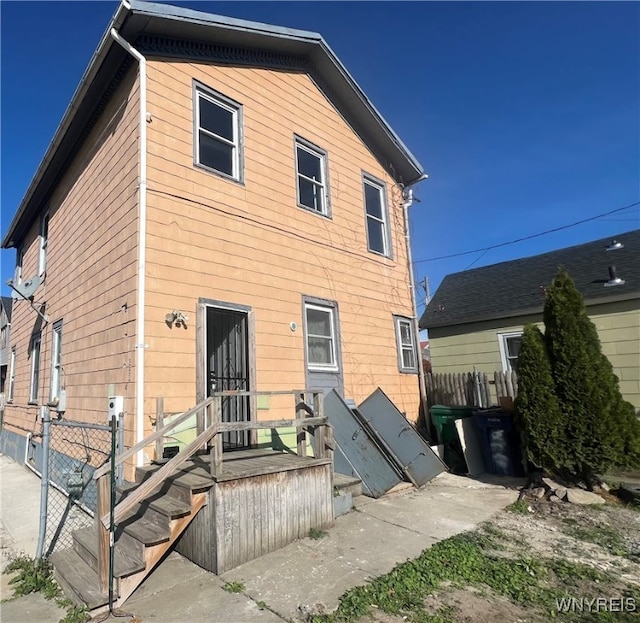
[604,265,625,287]
[606,239,624,251]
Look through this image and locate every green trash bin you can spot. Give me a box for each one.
[430,405,475,472]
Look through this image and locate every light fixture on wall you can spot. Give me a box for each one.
[165,310,189,328]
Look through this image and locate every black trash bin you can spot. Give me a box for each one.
[475,409,524,476]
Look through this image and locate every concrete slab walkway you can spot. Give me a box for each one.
[0,452,519,623]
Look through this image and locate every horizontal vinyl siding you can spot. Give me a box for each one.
[143,60,419,423]
[4,67,140,438]
[429,299,640,409]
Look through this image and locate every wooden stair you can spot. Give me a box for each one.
[50,464,214,612]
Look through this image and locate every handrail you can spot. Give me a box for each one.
[103,413,328,526]
[94,397,214,480]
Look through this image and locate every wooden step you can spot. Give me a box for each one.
[118,514,171,546]
[73,527,145,579]
[135,465,214,504]
[50,548,108,610]
[334,473,363,498]
[117,483,192,519]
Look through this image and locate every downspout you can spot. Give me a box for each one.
[402,179,430,437]
[110,21,147,466]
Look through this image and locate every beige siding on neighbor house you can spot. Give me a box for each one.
[141,60,419,427]
[5,68,141,441]
[428,299,640,409]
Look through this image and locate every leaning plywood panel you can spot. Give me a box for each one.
[324,390,402,498]
[357,388,447,487]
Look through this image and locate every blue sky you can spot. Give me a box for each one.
[1,1,639,313]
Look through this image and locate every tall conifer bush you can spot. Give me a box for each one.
[514,324,564,471]
[516,267,640,486]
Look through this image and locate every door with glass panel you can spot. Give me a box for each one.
[303,298,343,396]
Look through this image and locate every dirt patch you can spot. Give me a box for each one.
[337,496,640,623]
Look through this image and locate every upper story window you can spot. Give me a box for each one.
[363,176,390,257]
[39,212,49,276]
[394,315,418,373]
[498,332,523,372]
[195,84,242,181]
[14,247,23,285]
[295,138,329,216]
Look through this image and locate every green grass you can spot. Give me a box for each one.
[505,499,532,515]
[2,555,89,623]
[222,581,245,593]
[309,527,329,540]
[561,519,630,558]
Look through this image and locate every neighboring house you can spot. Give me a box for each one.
[1,1,426,466]
[420,230,640,409]
[0,297,13,402]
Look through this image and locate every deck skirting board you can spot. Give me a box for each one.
[176,463,333,573]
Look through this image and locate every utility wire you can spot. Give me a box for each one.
[412,201,640,265]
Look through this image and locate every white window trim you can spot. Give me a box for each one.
[8,348,16,403]
[498,331,523,372]
[394,315,418,373]
[363,176,391,257]
[295,137,330,217]
[29,334,41,404]
[38,212,50,276]
[50,321,63,402]
[304,303,338,372]
[14,247,23,285]
[194,83,242,182]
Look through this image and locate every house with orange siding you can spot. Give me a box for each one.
[1,1,427,470]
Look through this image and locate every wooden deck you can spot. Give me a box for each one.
[173,449,334,573]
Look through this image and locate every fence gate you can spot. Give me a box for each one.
[41,417,115,557]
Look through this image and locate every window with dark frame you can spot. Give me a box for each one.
[363,177,389,256]
[305,303,337,369]
[296,139,328,215]
[195,86,241,180]
[394,316,418,372]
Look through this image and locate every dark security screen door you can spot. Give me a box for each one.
[206,306,250,450]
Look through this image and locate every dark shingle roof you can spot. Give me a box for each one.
[0,297,12,323]
[420,229,640,330]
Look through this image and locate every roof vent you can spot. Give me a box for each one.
[605,265,625,287]
[606,239,624,251]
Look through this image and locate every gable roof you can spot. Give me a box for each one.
[2,0,425,249]
[0,297,12,323]
[420,229,640,330]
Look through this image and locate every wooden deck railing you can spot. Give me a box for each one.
[92,390,332,593]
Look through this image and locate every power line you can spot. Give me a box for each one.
[412,201,640,265]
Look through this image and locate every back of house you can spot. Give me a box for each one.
[1,1,426,470]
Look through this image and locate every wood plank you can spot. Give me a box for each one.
[95,474,109,594]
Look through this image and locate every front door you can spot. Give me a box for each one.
[205,304,251,450]
[303,297,344,396]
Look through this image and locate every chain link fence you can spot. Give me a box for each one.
[43,418,115,557]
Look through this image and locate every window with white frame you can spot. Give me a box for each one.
[50,321,63,403]
[195,85,241,180]
[498,332,523,372]
[39,213,49,276]
[14,247,23,285]
[394,316,418,373]
[8,348,16,402]
[363,177,390,256]
[305,303,337,370]
[29,334,41,403]
[296,139,328,216]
